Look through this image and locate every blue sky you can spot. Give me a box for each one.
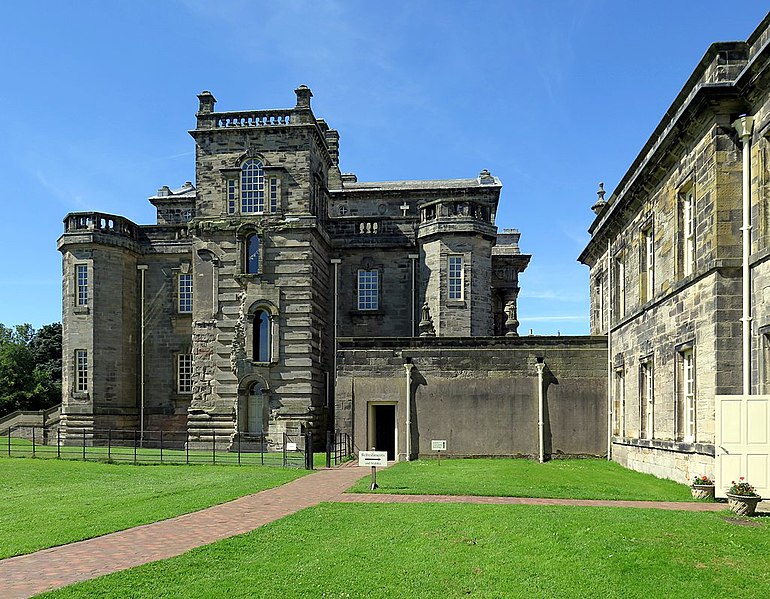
[1,1,767,334]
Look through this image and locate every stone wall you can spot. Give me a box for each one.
[336,336,607,459]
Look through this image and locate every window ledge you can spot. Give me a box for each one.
[446,300,466,308]
[612,436,714,456]
[73,306,90,315]
[351,309,383,316]
[72,392,90,401]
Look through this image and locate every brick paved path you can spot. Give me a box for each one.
[0,465,743,599]
[337,493,728,511]
[0,466,366,599]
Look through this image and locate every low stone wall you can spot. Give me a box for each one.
[336,336,608,460]
[611,440,715,485]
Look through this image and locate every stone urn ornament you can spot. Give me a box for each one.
[690,475,715,500]
[726,477,762,517]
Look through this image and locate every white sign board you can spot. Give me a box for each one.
[286,442,297,451]
[431,439,447,451]
[359,450,388,467]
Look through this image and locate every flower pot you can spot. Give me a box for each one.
[691,484,715,500]
[726,493,762,517]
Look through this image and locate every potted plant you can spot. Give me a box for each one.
[690,475,715,500]
[726,477,762,516]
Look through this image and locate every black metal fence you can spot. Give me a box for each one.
[326,431,353,467]
[4,425,320,469]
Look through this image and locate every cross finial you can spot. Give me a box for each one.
[400,202,410,216]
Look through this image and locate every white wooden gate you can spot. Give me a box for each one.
[715,394,770,498]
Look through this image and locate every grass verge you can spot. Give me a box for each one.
[41,502,770,598]
[347,458,693,501]
[0,457,308,559]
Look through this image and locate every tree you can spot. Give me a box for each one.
[0,323,62,417]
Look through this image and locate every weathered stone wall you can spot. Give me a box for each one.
[337,336,607,459]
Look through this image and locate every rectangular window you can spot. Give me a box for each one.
[227,179,237,214]
[640,360,653,439]
[680,190,695,278]
[269,178,279,213]
[76,350,88,393]
[595,275,604,333]
[640,225,654,303]
[448,255,464,300]
[357,269,379,310]
[676,348,695,442]
[614,253,625,319]
[178,273,193,313]
[613,367,625,437]
[76,264,88,306]
[177,354,193,394]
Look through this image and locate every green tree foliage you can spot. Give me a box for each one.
[0,323,62,417]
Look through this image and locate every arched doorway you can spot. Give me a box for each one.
[247,382,266,434]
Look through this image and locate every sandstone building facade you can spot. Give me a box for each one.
[57,86,539,452]
[579,14,770,491]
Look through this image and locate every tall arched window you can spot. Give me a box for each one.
[245,234,259,274]
[253,309,270,362]
[247,382,264,433]
[241,159,265,213]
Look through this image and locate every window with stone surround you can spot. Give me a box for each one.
[640,223,654,304]
[679,188,695,278]
[76,264,88,307]
[357,269,379,310]
[245,233,260,274]
[640,359,653,439]
[241,159,265,213]
[613,252,625,320]
[227,178,237,214]
[177,354,193,394]
[76,349,88,393]
[448,255,464,301]
[253,310,271,362]
[178,273,193,313]
[676,347,695,442]
[613,366,625,437]
[594,274,604,333]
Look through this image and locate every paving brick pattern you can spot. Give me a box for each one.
[0,465,751,599]
[0,467,366,599]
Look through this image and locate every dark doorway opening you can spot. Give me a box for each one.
[374,404,396,460]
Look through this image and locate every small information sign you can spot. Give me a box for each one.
[431,439,447,451]
[286,442,297,451]
[358,450,388,468]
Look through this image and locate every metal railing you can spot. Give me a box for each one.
[325,431,353,467]
[4,425,316,469]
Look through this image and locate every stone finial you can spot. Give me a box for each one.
[479,169,495,184]
[504,300,520,337]
[591,182,607,215]
[294,85,313,109]
[418,302,436,337]
[197,91,216,114]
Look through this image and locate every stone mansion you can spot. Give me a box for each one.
[57,85,533,450]
[58,13,770,492]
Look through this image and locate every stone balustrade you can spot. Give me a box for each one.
[214,110,293,128]
[64,212,139,240]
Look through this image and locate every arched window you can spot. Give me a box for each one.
[245,234,259,274]
[253,309,270,362]
[241,159,265,213]
[247,382,265,433]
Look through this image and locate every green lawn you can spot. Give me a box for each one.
[0,456,308,559]
[348,458,693,501]
[41,503,770,598]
